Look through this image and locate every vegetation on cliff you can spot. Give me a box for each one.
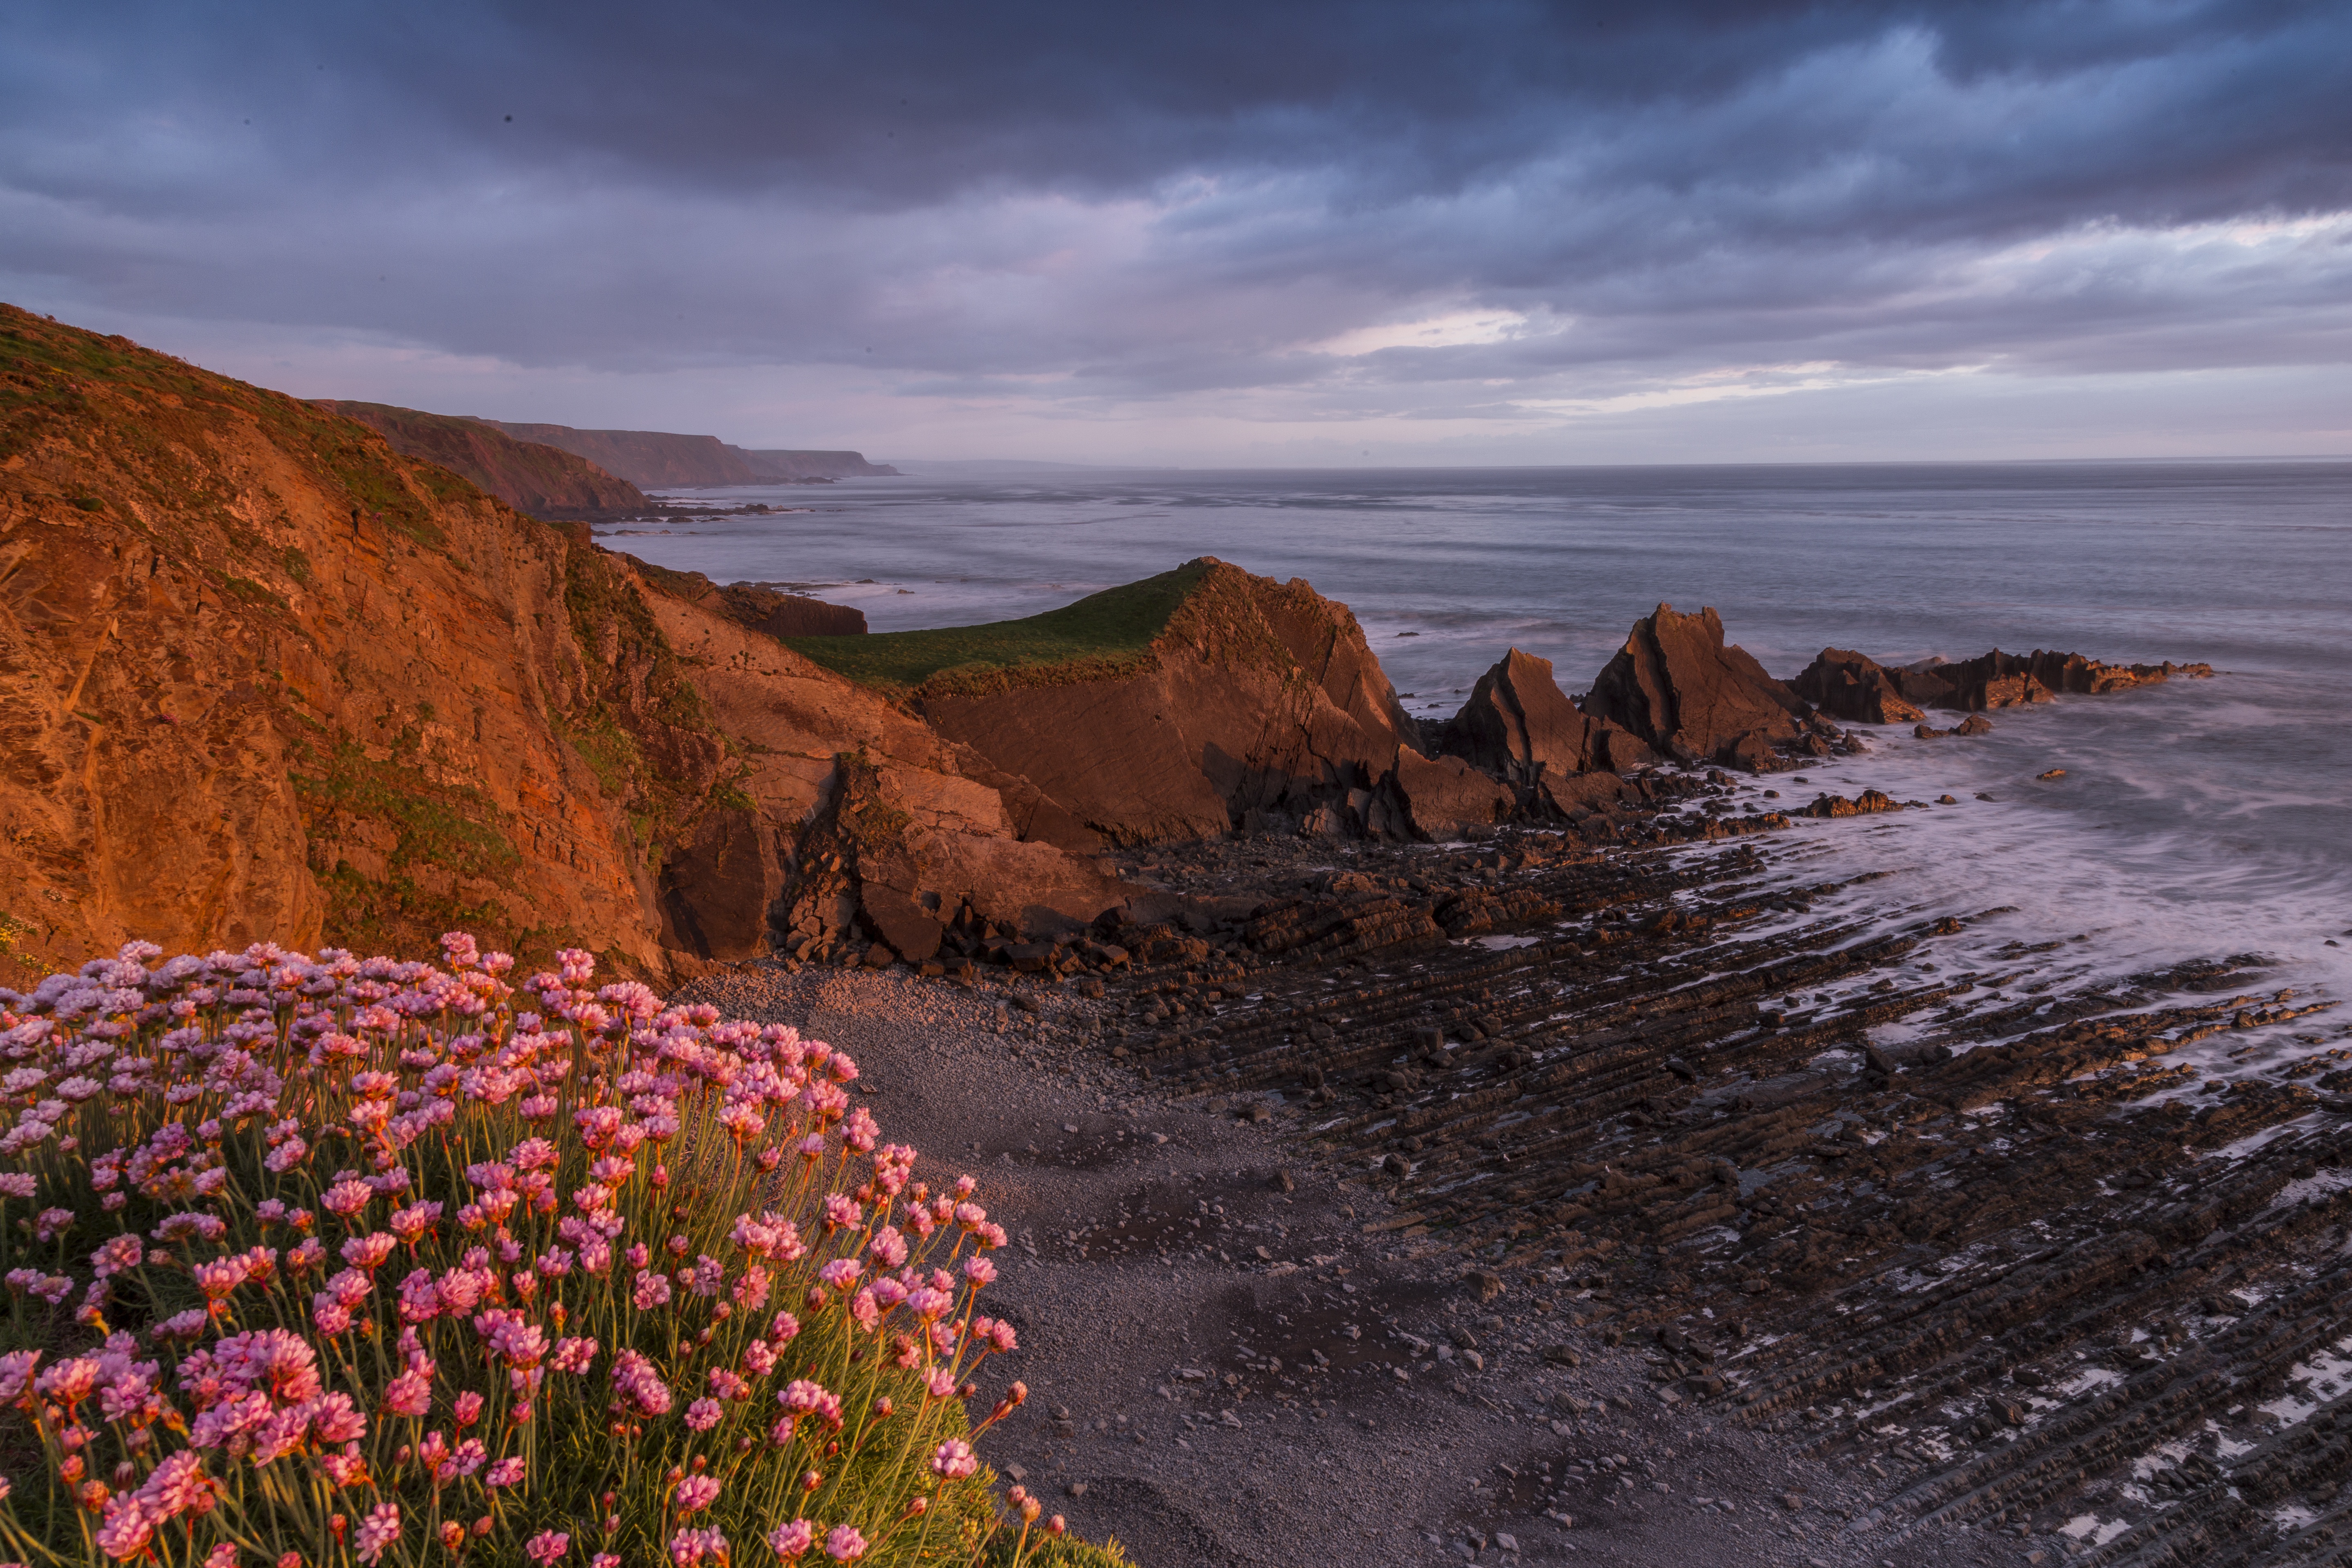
[784,563,1210,696]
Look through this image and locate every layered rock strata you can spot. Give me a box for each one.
[1583,604,1814,767]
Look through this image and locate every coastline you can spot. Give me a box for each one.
[681,775,2352,1566]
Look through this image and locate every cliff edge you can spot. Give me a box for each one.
[0,305,1128,980]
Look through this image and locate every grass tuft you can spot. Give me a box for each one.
[785,562,1211,695]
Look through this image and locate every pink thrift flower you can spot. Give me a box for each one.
[488,1456,526,1488]
[321,1180,373,1218]
[341,1232,396,1271]
[824,1524,866,1562]
[526,1530,569,1564]
[963,1255,997,1287]
[453,1391,484,1427]
[767,1520,813,1559]
[356,1502,401,1564]
[675,1474,719,1514]
[685,1398,721,1431]
[96,1496,155,1561]
[933,1438,978,1480]
[383,1368,431,1417]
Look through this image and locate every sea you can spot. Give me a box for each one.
[599,461,2352,1094]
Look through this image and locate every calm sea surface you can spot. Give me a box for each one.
[604,461,2352,1083]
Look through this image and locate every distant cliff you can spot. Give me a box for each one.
[474,421,773,488]
[316,402,648,517]
[731,447,900,479]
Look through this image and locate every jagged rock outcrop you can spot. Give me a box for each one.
[315,402,648,517]
[889,560,1513,845]
[1583,604,1813,766]
[474,421,775,488]
[1435,648,1645,813]
[731,448,901,480]
[628,561,867,638]
[1786,648,1928,726]
[0,304,1130,978]
[1899,650,2214,713]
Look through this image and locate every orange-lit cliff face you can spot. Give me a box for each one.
[0,305,1134,978]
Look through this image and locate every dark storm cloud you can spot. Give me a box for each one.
[4,0,2348,428]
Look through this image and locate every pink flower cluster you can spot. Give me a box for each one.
[0,935,1023,1565]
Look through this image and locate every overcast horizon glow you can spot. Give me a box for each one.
[5,1,2348,465]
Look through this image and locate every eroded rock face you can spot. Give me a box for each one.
[0,305,1131,978]
[628,559,867,638]
[1435,648,1644,814]
[774,754,1133,963]
[1786,648,1928,726]
[0,308,697,973]
[1582,604,1812,765]
[915,559,1511,844]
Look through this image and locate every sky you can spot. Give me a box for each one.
[5,0,2349,466]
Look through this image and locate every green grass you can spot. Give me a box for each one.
[785,561,1211,693]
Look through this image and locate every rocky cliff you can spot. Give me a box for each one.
[731,448,900,480]
[476,421,775,489]
[790,559,1516,847]
[629,561,869,638]
[316,402,649,517]
[0,305,1133,980]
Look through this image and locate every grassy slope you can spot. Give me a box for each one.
[786,560,1211,694]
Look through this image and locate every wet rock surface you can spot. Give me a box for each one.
[717,775,2352,1567]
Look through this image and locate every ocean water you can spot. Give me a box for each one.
[601,461,2352,1086]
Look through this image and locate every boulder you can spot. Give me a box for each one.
[1583,605,1812,765]
[1786,648,1927,725]
[1954,714,1995,736]
[1380,748,1516,840]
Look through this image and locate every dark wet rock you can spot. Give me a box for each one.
[1786,648,1929,725]
[1915,648,2212,712]
[1584,604,1812,766]
[1802,789,1910,819]
[1954,714,1995,736]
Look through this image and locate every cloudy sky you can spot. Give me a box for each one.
[6,1,2348,464]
